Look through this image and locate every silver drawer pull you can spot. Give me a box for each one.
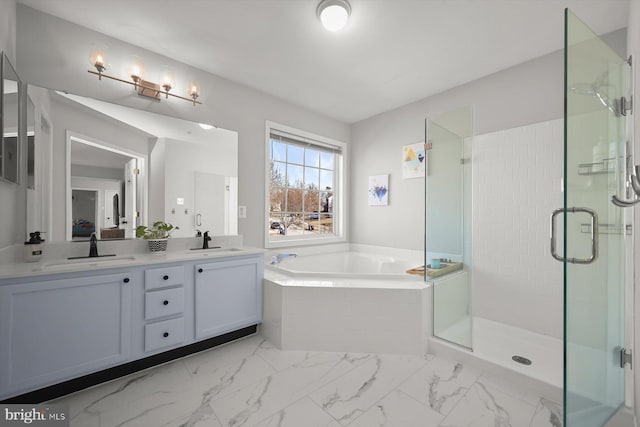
[550,207,599,264]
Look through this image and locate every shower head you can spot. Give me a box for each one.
[570,70,619,115]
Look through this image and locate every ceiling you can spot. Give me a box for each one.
[17,0,629,124]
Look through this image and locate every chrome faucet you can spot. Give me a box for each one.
[89,233,99,257]
[202,231,211,249]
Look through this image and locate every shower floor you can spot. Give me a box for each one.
[437,316,563,388]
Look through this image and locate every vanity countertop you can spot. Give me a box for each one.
[0,246,265,281]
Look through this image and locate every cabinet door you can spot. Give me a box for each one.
[0,272,132,398]
[195,257,262,339]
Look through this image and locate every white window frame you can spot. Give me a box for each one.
[264,120,347,248]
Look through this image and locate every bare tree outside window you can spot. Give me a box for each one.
[268,136,336,240]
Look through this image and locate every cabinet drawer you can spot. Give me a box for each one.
[145,266,184,290]
[145,287,184,320]
[144,317,184,353]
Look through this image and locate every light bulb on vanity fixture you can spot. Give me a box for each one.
[317,0,351,32]
[87,52,202,106]
[189,82,200,106]
[161,70,174,98]
[89,48,108,79]
[130,62,143,90]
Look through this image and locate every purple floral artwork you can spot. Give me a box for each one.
[368,174,389,205]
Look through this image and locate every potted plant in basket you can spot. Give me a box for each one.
[136,221,178,254]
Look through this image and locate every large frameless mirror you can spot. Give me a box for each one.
[25,85,238,242]
[1,53,20,184]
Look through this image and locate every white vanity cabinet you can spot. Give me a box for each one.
[0,251,263,400]
[0,272,133,398]
[195,257,263,339]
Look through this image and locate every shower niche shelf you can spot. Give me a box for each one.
[580,222,632,235]
[578,158,617,175]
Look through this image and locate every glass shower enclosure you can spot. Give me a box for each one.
[563,9,630,427]
[425,105,473,349]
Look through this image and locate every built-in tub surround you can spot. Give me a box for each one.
[263,244,562,404]
[263,245,430,355]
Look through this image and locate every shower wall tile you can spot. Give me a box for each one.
[472,119,564,339]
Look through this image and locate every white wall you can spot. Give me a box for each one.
[15,5,350,248]
[0,0,16,63]
[350,29,626,251]
[350,49,563,250]
[0,0,22,249]
[71,165,123,181]
[473,120,564,338]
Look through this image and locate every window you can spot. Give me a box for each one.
[265,121,346,247]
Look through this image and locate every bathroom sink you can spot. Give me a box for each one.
[43,256,137,270]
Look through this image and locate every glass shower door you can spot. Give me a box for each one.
[563,9,628,427]
[426,106,473,349]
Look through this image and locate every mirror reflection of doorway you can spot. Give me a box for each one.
[67,134,144,241]
[71,189,97,240]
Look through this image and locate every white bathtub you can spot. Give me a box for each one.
[262,245,431,355]
[265,247,424,281]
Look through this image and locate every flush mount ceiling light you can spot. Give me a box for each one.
[88,49,202,106]
[317,0,351,32]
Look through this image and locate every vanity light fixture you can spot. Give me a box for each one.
[198,123,214,130]
[317,0,351,32]
[88,51,202,106]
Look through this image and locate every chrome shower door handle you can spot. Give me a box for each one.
[611,165,640,207]
[550,207,599,264]
[196,214,202,227]
[550,208,564,262]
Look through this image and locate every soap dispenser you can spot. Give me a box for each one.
[24,231,45,262]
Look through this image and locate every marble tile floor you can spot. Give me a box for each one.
[50,334,563,427]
